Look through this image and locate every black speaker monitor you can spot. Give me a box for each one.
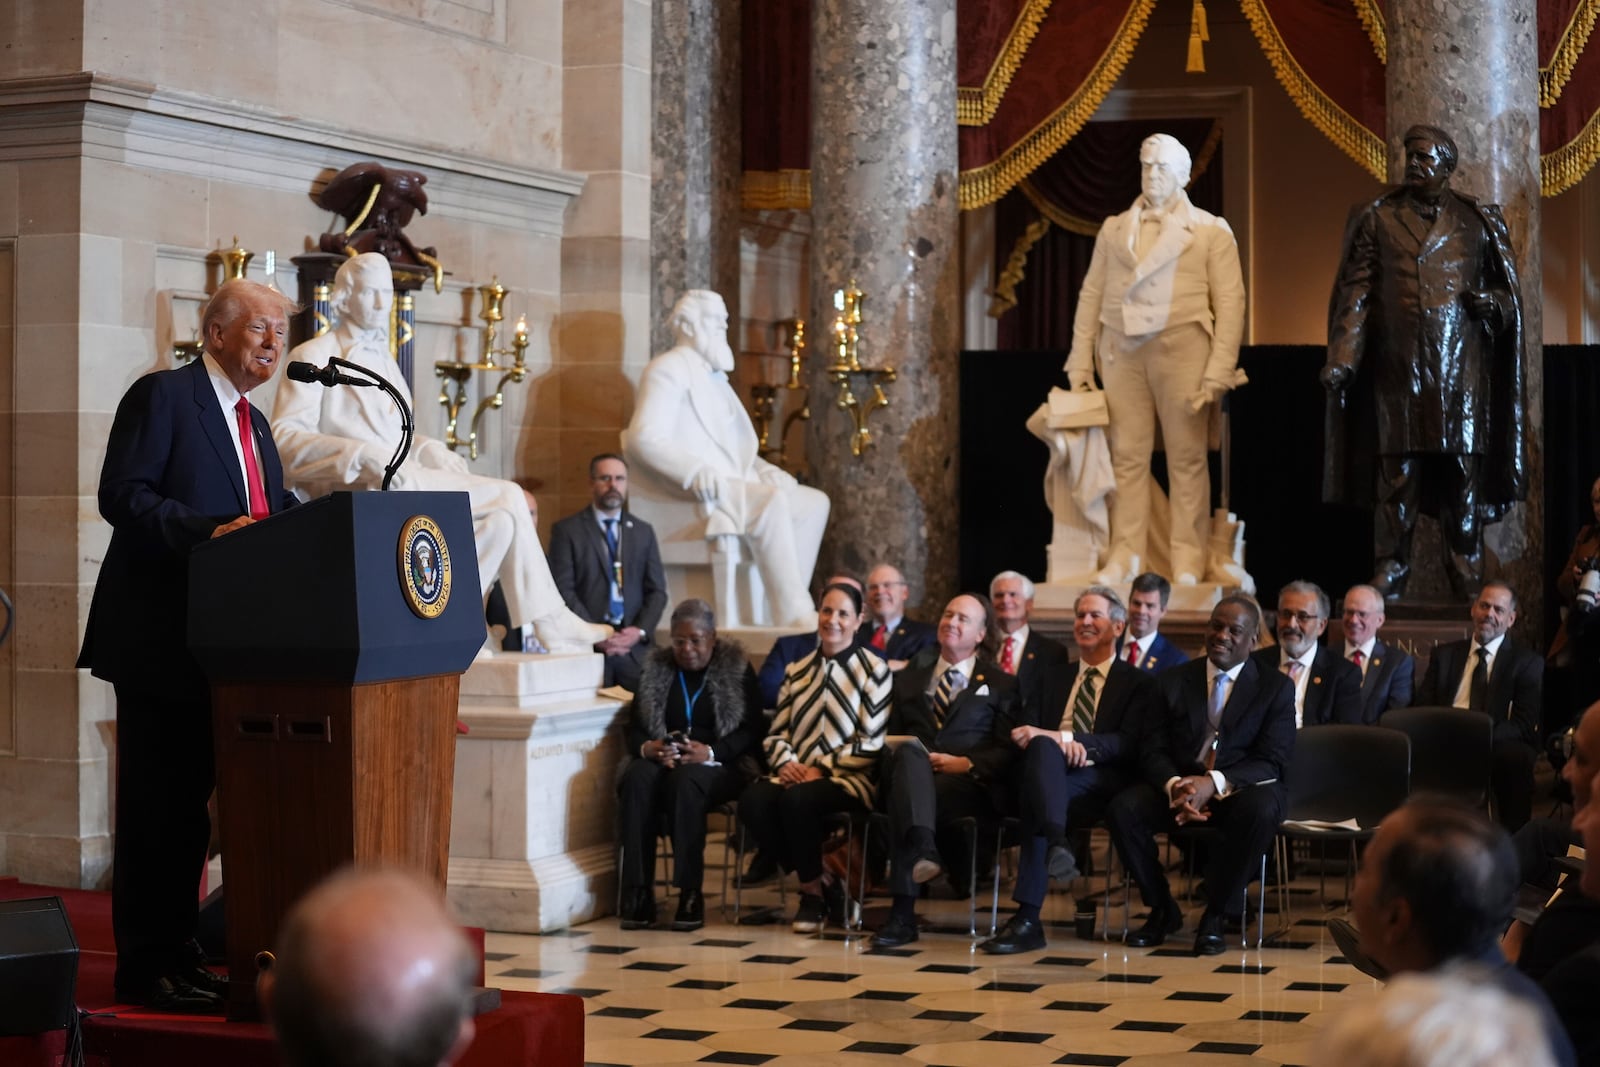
[0,896,79,1035]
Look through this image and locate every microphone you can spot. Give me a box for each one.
[287,360,373,388]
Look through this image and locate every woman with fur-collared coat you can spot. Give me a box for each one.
[617,598,764,932]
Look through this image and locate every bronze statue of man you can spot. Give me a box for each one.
[1321,124,1527,602]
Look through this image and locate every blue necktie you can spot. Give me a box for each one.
[604,519,625,625]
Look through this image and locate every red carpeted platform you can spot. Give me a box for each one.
[0,878,582,1067]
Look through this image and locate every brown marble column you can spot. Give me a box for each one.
[1385,0,1542,620]
[651,0,742,355]
[808,0,961,616]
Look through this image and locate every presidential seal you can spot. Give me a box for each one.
[398,515,451,619]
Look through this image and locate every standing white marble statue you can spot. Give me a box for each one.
[1064,133,1247,586]
[271,252,608,653]
[622,290,829,628]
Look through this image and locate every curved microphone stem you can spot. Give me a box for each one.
[329,357,414,491]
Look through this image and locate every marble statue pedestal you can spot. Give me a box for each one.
[446,651,626,934]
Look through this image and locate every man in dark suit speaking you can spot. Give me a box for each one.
[79,278,300,1012]
[548,453,668,689]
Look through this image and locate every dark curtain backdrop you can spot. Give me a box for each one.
[993,117,1224,352]
[1544,345,1600,639]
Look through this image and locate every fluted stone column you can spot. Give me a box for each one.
[808,0,960,615]
[1385,0,1542,618]
[651,0,742,355]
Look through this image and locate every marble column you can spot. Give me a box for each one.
[651,0,742,355]
[808,0,960,616]
[1385,0,1542,620]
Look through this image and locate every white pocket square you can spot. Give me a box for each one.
[974,684,990,697]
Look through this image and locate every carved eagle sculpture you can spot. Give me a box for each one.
[316,161,443,291]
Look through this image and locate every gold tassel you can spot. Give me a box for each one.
[1187,0,1209,73]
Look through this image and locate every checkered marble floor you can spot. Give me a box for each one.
[485,832,1379,1066]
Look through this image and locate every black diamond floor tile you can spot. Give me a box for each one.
[784,1018,853,1032]
[696,938,753,948]
[1191,1041,1262,1055]
[1099,973,1162,984]
[863,946,920,957]
[1286,981,1347,992]
[983,1030,1052,1043]
[642,1027,715,1041]
[843,1041,916,1055]
[624,961,687,972]
[673,979,737,990]
[725,998,791,1010]
[498,967,555,978]
[796,970,855,982]
[699,1053,775,1065]
[978,980,1042,993]
[582,944,635,955]
[482,951,514,961]
[1045,1001,1111,1012]
[592,1005,659,1019]
[1055,1055,1128,1065]
[1168,991,1231,1002]
[917,1009,982,1022]
[1036,956,1097,967]
[1242,1009,1308,1022]
[919,963,979,974]
[855,989,918,1001]
[554,986,607,998]
[1214,964,1274,974]
[742,954,803,965]
[1115,1020,1185,1033]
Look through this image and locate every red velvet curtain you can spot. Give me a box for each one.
[994,118,1224,352]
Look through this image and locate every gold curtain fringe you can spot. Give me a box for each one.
[959,0,1159,210]
[1018,179,1102,235]
[1544,105,1600,195]
[1351,0,1386,63]
[1542,0,1600,106]
[1239,0,1385,181]
[742,169,812,211]
[988,215,1052,317]
[958,0,1053,127]
[1187,0,1210,74]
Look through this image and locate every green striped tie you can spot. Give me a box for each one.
[1072,666,1100,735]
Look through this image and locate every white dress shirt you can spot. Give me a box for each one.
[1123,632,1152,668]
[1060,651,1115,743]
[999,625,1030,672]
[1169,659,1245,801]
[1279,645,1317,728]
[928,654,978,700]
[201,352,262,505]
[1452,633,1506,709]
[1344,637,1377,677]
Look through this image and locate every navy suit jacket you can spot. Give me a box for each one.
[1354,637,1415,723]
[1007,629,1072,730]
[1418,635,1544,748]
[548,507,668,634]
[78,359,296,694]
[888,648,1017,781]
[1030,658,1154,771]
[1119,631,1189,674]
[862,617,937,662]
[1142,656,1297,799]
[1249,645,1363,727]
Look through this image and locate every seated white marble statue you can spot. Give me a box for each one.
[621,290,828,629]
[271,252,608,653]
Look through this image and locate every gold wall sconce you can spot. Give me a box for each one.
[746,317,811,472]
[434,277,530,460]
[825,281,896,457]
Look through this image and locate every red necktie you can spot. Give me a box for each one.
[870,626,888,651]
[235,397,270,520]
[1000,636,1016,674]
[1350,649,1364,668]
[1125,640,1140,667]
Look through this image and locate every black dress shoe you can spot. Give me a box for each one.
[178,963,229,998]
[116,974,225,1014]
[979,914,1047,955]
[619,887,656,930]
[741,850,780,886]
[1193,912,1227,956]
[1124,902,1183,948]
[870,912,920,949]
[671,890,705,932]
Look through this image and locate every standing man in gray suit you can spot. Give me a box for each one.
[549,453,669,689]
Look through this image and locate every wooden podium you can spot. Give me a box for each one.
[188,491,484,1020]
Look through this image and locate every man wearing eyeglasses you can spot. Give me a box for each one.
[1340,583,1415,723]
[1249,580,1362,728]
[861,564,936,670]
